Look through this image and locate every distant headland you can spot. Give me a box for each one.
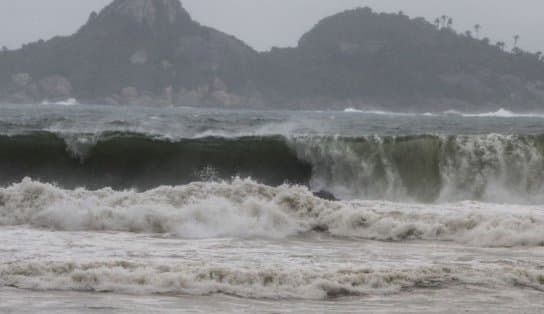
[1,0,543,112]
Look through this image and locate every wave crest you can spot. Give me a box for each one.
[1,261,542,299]
[1,178,543,247]
[1,132,544,203]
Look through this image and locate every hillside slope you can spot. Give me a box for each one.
[0,0,260,106]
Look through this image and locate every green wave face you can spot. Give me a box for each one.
[0,133,312,190]
[0,132,543,203]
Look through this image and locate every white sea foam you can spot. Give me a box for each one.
[0,178,543,247]
[343,107,544,118]
[445,108,544,118]
[289,134,544,204]
[41,98,80,106]
[343,108,417,116]
[1,261,542,299]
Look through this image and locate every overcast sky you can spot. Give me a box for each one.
[0,0,541,52]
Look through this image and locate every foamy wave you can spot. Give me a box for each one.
[289,134,544,203]
[445,108,544,118]
[1,179,543,247]
[1,261,542,299]
[343,108,544,118]
[41,98,79,106]
[343,108,416,116]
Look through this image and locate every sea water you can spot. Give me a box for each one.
[0,104,543,313]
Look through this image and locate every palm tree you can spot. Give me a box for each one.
[465,30,473,38]
[447,18,453,29]
[434,18,441,29]
[513,35,520,48]
[496,41,506,51]
[441,15,448,28]
[473,24,482,39]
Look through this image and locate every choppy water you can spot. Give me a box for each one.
[1,104,544,313]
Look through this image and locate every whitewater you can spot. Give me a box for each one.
[1,104,544,313]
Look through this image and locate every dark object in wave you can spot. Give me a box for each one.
[313,190,338,201]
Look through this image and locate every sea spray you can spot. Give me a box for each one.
[289,134,544,203]
[1,178,543,247]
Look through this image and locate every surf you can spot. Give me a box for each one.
[1,131,544,204]
[1,178,543,247]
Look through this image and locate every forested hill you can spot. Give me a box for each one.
[257,8,544,111]
[0,0,260,107]
[1,1,543,111]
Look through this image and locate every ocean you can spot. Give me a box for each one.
[0,103,543,313]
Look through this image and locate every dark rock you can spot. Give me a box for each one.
[311,225,330,233]
[313,190,339,201]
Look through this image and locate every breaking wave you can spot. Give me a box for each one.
[1,261,542,299]
[343,108,544,118]
[444,108,544,118]
[1,132,544,203]
[1,178,543,247]
[343,108,416,116]
[41,98,80,106]
[291,134,544,203]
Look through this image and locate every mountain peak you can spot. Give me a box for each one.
[104,0,190,25]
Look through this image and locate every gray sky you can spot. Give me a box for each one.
[0,0,541,52]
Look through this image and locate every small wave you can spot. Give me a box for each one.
[1,261,542,299]
[344,108,370,113]
[41,98,79,106]
[445,108,544,118]
[1,178,543,247]
[343,108,544,118]
[342,108,417,116]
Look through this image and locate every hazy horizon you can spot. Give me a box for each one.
[0,0,542,53]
